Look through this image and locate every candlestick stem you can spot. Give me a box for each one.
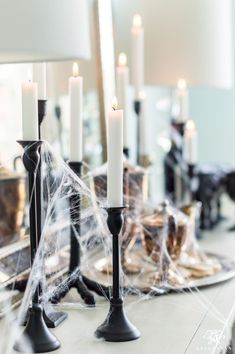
[49,161,96,306]
[69,161,83,271]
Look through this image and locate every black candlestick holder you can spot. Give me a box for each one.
[49,161,96,305]
[21,100,68,328]
[95,207,140,342]
[123,147,130,159]
[134,100,141,165]
[38,100,68,327]
[14,140,60,353]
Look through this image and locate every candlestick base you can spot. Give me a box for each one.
[14,304,60,353]
[95,297,140,342]
[21,305,68,329]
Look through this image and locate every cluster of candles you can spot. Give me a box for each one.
[21,13,146,209]
[21,13,198,210]
[21,60,124,208]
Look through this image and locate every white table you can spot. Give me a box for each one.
[2,203,235,354]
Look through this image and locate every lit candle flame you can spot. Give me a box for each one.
[138,90,146,100]
[73,62,79,77]
[186,119,196,131]
[133,14,142,27]
[118,52,127,67]
[112,97,118,110]
[177,78,187,90]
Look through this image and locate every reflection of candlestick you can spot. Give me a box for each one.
[107,97,123,207]
[33,63,47,100]
[131,14,144,99]
[22,79,38,140]
[116,53,129,148]
[176,79,188,122]
[183,120,198,165]
[69,62,83,162]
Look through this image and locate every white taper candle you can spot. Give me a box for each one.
[107,97,123,207]
[176,79,189,122]
[33,62,47,100]
[22,76,39,140]
[69,63,83,162]
[131,14,144,99]
[183,120,198,165]
[139,91,150,155]
[116,53,129,148]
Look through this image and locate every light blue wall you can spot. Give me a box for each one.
[189,2,235,166]
[189,87,235,165]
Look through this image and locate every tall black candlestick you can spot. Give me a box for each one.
[14,141,60,353]
[95,207,140,342]
[37,100,68,328]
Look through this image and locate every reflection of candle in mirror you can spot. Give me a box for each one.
[183,120,198,165]
[116,53,129,149]
[176,79,188,122]
[33,62,47,100]
[69,62,83,162]
[131,14,144,99]
[138,91,149,155]
[107,97,123,207]
[22,69,39,140]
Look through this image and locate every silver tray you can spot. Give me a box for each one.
[83,249,235,294]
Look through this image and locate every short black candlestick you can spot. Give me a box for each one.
[14,141,60,353]
[134,100,141,165]
[95,207,140,342]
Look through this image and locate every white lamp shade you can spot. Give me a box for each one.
[46,1,97,98]
[0,0,91,63]
[113,0,233,88]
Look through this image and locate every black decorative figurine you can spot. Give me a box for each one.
[14,141,60,353]
[95,207,140,342]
